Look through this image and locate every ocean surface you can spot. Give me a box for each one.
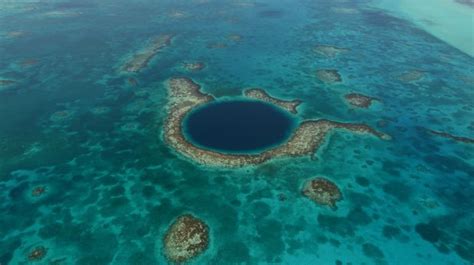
[1,0,473,264]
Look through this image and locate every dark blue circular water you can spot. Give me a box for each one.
[184,100,296,153]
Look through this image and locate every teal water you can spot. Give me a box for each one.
[0,0,473,264]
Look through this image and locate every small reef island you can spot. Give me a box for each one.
[302,177,342,210]
[344,93,378,109]
[164,214,209,263]
[120,34,173,73]
[313,45,349,58]
[163,77,390,167]
[315,69,342,83]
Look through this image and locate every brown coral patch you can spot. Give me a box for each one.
[120,34,173,73]
[31,186,46,197]
[164,214,209,263]
[397,70,425,82]
[163,77,390,167]
[183,62,205,72]
[344,93,377,108]
[423,128,474,144]
[313,45,348,58]
[0,79,16,86]
[316,69,342,83]
[28,246,47,261]
[243,88,301,114]
[302,177,342,210]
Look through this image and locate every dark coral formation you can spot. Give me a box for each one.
[424,128,474,144]
[243,88,302,114]
[28,246,47,261]
[455,0,474,8]
[127,77,138,86]
[344,93,378,108]
[164,214,209,263]
[120,34,173,73]
[31,186,46,197]
[362,243,385,261]
[302,177,342,210]
[414,218,474,262]
[397,70,425,82]
[163,77,390,167]
[313,45,348,58]
[0,79,16,86]
[183,62,205,72]
[315,69,342,83]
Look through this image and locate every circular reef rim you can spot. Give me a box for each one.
[163,77,390,167]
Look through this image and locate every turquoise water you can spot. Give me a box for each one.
[372,0,474,56]
[1,0,473,264]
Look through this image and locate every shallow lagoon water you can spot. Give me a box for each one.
[0,0,473,264]
[373,0,474,56]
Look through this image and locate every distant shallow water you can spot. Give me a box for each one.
[183,100,296,153]
[372,0,474,57]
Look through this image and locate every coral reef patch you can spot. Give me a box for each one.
[244,88,302,114]
[0,79,16,86]
[344,93,378,108]
[313,45,348,57]
[164,214,209,263]
[397,70,425,82]
[424,128,474,144]
[315,69,342,83]
[120,34,173,73]
[27,246,47,261]
[302,177,342,210]
[183,61,205,72]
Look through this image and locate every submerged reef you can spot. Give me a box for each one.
[207,42,227,49]
[28,246,47,261]
[163,77,390,167]
[0,79,16,86]
[127,77,138,87]
[183,61,205,72]
[7,31,25,38]
[424,128,474,144]
[164,214,209,263]
[302,177,342,210]
[315,69,342,83]
[49,110,75,123]
[228,34,243,41]
[19,58,38,67]
[455,0,474,8]
[313,45,348,58]
[397,70,425,82]
[120,34,173,73]
[344,93,378,108]
[31,185,46,197]
[244,88,302,114]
